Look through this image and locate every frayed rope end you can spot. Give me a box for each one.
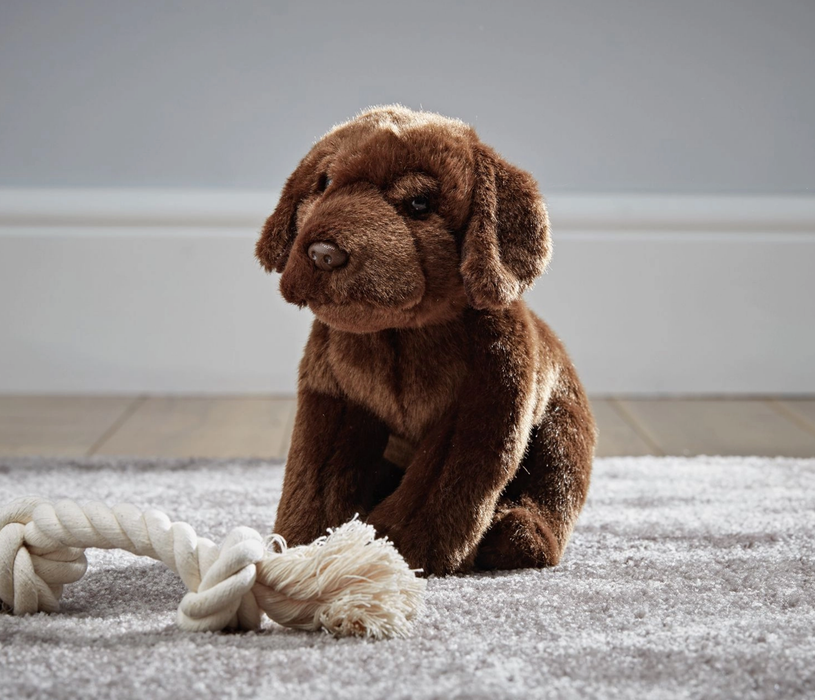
[254,517,426,639]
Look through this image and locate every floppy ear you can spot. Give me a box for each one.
[460,145,551,309]
[255,158,314,273]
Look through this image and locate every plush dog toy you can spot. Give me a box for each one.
[256,106,596,576]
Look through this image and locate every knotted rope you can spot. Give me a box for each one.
[0,497,425,639]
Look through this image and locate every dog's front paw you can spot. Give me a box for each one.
[366,514,459,576]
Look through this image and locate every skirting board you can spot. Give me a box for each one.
[1,189,814,395]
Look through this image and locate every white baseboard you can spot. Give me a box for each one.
[1,189,814,395]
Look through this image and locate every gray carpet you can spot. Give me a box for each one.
[1,456,813,700]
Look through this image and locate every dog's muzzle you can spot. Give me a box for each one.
[308,241,348,271]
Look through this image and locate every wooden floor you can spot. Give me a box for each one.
[1,396,815,459]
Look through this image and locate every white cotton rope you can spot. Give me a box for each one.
[0,497,425,639]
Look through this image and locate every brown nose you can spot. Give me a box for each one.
[308,241,348,271]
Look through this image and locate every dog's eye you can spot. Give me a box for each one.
[317,174,332,192]
[408,195,431,216]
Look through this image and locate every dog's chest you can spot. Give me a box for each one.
[327,324,469,442]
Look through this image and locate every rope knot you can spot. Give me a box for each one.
[0,497,88,615]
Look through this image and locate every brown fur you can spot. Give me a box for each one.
[256,106,596,575]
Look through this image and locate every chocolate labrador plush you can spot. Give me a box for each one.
[256,106,596,575]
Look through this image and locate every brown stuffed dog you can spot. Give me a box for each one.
[256,106,596,576]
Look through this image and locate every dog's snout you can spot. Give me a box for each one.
[308,241,348,271]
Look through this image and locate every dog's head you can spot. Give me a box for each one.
[256,105,551,333]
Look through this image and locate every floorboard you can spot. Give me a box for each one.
[618,399,815,458]
[775,400,815,436]
[591,399,659,457]
[92,397,294,459]
[0,396,137,457]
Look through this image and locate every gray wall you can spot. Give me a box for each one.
[1,0,814,194]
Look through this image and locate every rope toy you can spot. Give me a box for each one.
[0,497,425,639]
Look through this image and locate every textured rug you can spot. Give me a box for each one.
[0,456,813,700]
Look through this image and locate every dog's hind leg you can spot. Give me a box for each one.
[475,379,595,570]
